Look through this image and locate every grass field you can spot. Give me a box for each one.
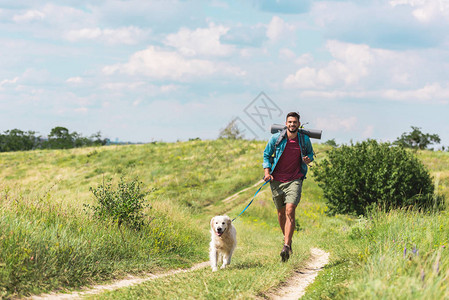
[1,140,448,299]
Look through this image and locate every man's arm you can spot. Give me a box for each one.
[263,135,277,181]
[302,136,314,164]
[262,135,276,169]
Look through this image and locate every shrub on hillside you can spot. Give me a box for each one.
[84,176,151,231]
[312,139,443,216]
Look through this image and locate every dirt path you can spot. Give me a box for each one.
[264,248,330,300]
[30,262,209,300]
[222,180,264,203]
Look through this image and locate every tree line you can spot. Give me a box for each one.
[220,119,445,151]
[0,127,109,152]
[323,126,444,151]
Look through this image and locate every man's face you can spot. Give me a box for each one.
[286,116,300,133]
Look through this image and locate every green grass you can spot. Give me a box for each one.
[0,139,265,298]
[1,142,448,299]
[305,209,449,299]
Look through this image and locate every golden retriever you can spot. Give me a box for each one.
[209,215,237,272]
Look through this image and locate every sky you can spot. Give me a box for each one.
[1,0,448,147]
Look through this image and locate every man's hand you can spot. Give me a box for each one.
[303,156,311,164]
[264,168,273,182]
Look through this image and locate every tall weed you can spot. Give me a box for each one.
[84,176,150,231]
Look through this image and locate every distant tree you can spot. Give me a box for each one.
[188,137,201,141]
[73,131,90,148]
[323,138,338,148]
[395,126,441,150]
[89,131,109,146]
[46,126,75,149]
[0,126,108,152]
[219,119,244,139]
[0,129,40,152]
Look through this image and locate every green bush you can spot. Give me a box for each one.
[312,140,442,215]
[85,176,150,230]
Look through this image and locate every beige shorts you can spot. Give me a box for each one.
[270,179,303,210]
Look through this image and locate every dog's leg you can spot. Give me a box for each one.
[218,252,224,268]
[221,253,229,269]
[210,248,218,272]
[222,244,236,269]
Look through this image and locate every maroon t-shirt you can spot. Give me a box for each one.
[272,136,303,183]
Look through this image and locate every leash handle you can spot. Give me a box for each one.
[232,180,270,222]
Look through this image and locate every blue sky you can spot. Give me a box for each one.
[1,0,448,147]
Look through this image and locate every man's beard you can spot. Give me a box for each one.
[287,126,298,133]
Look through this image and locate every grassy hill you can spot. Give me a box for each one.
[1,140,448,299]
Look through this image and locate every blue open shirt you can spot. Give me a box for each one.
[263,131,314,178]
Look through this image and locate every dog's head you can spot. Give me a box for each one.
[210,215,232,237]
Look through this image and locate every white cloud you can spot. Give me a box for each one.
[295,53,313,65]
[164,23,235,57]
[284,67,333,89]
[382,83,449,104]
[390,0,449,22]
[65,26,148,45]
[12,4,88,26]
[324,40,374,85]
[0,77,19,89]
[101,81,146,91]
[391,72,411,85]
[315,115,358,132]
[299,90,372,99]
[102,46,244,80]
[43,4,89,24]
[298,82,449,104]
[266,16,295,41]
[99,81,179,96]
[66,77,83,84]
[284,41,386,89]
[279,48,296,60]
[160,84,180,93]
[74,107,88,113]
[13,10,45,23]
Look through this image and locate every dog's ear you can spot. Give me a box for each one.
[210,217,215,228]
[226,217,232,227]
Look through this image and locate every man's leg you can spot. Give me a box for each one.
[278,203,296,262]
[278,206,289,262]
[283,179,302,252]
[277,206,286,237]
[284,203,296,248]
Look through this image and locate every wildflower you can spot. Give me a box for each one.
[403,247,407,258]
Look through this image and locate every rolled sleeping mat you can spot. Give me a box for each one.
[270,124,287,134]
[270,124,322,139]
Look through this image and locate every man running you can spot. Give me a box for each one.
[263,112,314,262]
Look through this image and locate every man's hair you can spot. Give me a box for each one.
[286,112,300,121]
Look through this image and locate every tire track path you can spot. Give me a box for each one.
[264,248,330,299]
[30,262,209,300]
